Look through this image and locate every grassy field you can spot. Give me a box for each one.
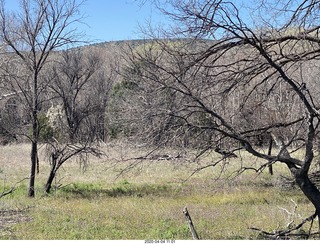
[0,143,318,240]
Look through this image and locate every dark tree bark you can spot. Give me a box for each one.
[45,154,59,194]
[45,169,56,194]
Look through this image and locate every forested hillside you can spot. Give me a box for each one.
[1,36,320,153]
[0,39,208,146]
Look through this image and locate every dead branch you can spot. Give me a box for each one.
[250,211,319,239]
[0,178,28,198]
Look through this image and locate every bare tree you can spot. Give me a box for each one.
[126,0,320,237]
[47,46,116,142]
[44,138,102,194]
[48,48,103,142]
[0,0,84,197]
[117,41,195,146]
[92,50,118,142]
[43,47,115,193]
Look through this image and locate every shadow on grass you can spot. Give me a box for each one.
[55,180,174,199]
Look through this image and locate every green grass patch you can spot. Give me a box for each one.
[0,144,318,240]
[55,180,174,199]
[3,183,314,240]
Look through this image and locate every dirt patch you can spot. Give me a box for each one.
[0,209,32,238]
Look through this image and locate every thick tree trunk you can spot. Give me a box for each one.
[28,72,38,198]
[295,172,320,215]
[29,141,37,197]
[28,113,38,198]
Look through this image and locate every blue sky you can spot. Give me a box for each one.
[3,0,267,44]
[4,0,168,43]
[80,0,167,42]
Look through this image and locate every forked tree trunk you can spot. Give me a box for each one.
[271,132,320,221]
